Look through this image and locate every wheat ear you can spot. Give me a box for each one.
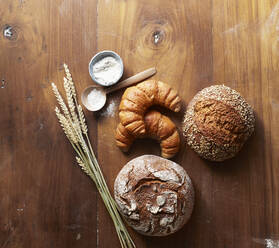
[55,107,78,144]
[63,63,76,98]
[52,83,71,120]
[77,105,88,134]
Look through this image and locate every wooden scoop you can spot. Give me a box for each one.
[81,67,156,112]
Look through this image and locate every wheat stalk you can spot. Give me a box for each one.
[52,64,135,248]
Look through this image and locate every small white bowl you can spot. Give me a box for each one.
[88,50,124,86]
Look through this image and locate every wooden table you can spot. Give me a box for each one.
[1,0,279,247]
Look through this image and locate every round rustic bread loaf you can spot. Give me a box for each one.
[182,85,255,162]
[114,155,195,236]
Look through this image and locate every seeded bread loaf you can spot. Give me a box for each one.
[182,85,255,161]
[114,155,195,236]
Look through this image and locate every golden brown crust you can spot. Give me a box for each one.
[145,111,180,158]
[115,123,135,152]
[194,99,247,145]
[119,80,181,136]
[115,110,180,158]
[182,85,255,161]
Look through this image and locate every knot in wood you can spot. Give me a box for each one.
[152,30,164,45]
[3,25,18,40]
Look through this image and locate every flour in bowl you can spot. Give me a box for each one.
[93,56,122,85]
[87,88,106,111]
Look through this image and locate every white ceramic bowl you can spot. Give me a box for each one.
[88,50,124,86]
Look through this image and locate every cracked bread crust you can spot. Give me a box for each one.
[114,155,194,236]
[182,85,255,161]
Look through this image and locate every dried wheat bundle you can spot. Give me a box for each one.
[51,64,135,248]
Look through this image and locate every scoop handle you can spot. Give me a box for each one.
[105,67,156,94]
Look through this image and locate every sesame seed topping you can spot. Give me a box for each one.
[182,85,255,161]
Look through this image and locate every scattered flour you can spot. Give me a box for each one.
[266,239,279,248]
[76,233,81,240]
[100,100,117,117]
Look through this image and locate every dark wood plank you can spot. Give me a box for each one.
[96,0,213,247]
[211,0,279,246]
[0,0,98,247]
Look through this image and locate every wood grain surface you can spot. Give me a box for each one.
[1,0,279,247]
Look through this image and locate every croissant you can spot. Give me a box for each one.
[115,110,180,158]
[119,80,181,136]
